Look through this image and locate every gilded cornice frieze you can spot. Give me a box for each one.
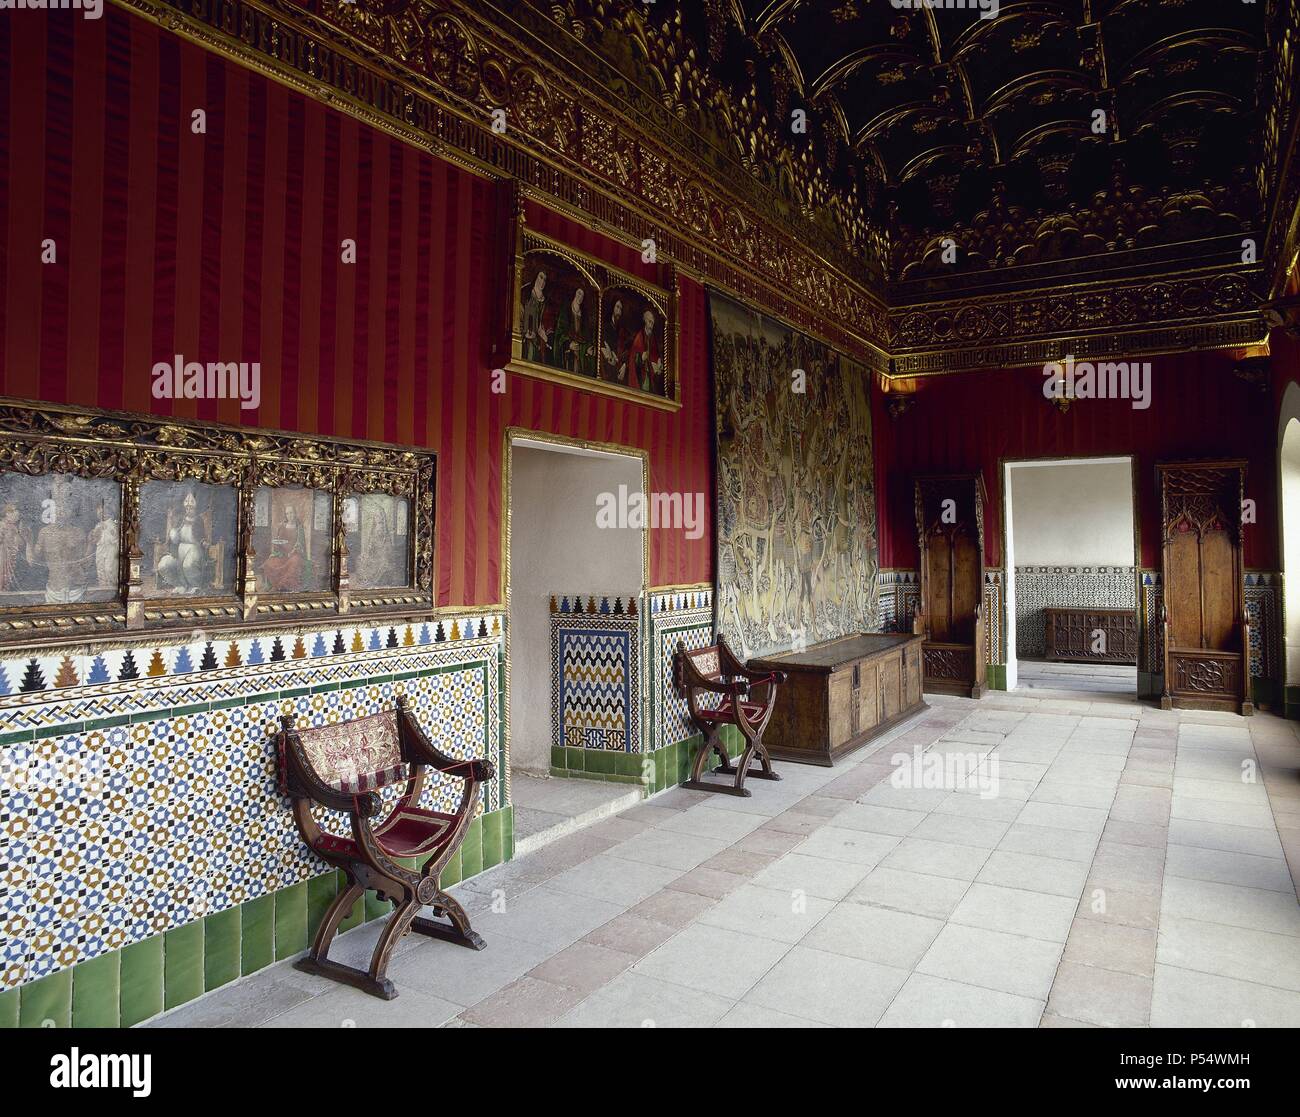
[889,267,1266,377]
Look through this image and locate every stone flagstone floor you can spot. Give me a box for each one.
[150,690,1300,1028]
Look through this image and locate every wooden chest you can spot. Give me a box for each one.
[1044,607,1139,665]
[748,633,926,767]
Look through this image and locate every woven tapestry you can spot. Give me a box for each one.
[710,292,879,658]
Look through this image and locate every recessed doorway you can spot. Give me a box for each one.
[1003,457,1140,700]
[505,434,647,853]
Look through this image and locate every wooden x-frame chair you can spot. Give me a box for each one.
[276,695,495,1000]
[674,636,786,796]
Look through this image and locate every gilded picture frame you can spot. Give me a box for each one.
[505,218,681,412]
[0,398,436,646]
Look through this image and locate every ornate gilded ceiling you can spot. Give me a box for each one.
[116,0,1300,374]
[729,0,1265,287]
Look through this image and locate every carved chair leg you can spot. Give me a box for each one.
[294,879,405,1000]
[692,727,720,783]
[364,897,421,991]
[411,889,486,950]
[744,729,782,782]
[304,878,363,965]
[684,726,753,797]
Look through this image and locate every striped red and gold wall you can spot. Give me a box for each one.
[0,8,713,606]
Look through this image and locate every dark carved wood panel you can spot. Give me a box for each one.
[915,474,987,698]
[1044,608,1139,665]
[1158,461,1252,716]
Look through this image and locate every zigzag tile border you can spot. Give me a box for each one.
[550,595,641,753]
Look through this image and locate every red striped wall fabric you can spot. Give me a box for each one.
[0,9,714,605]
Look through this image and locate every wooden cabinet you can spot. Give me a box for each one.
[749,633,926,766]
[1044,607,1139,665]
[1158,461,1253,716]
[914,474,988,698]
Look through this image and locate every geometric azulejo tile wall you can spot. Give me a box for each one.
[0,612,505,1012]
[547,585,716,793]
[551,595,641,754]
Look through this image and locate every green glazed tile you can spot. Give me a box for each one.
[119,937,164,1027]
[438,847,462,889]
[164,919,205,1011]
[306,872,339,944]
[275,883,308,959]
[586,749,615,775]
[460,816,483,880]
[0,986,19,1029]
[204,907,241,991]
[71,951,120,1028]
[565,746,584,771]
[365,891,393,921]
[240,895,275,975]
[482,809,504,869]
[19,968,72,1028]
[502,806,515,862]
[550,746,566,770]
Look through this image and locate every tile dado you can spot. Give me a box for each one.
[550,595,641,754]
[1013,566,1137,659]
[0,614,506,1003]
[0,805,513,1029]
[547,586,714,780]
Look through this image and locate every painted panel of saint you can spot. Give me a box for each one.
[600,286,667,397]
[518,250,596,377]
[343,493,411,590]
[0,471,121,606]
[139,481,238,597]
[252,486,332,594]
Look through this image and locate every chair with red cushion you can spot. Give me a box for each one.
[674,636,786,797]
[276,694,495,1000]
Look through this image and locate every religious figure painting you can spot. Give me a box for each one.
[710,292,879,660]
[518,250,597,376]
[253,486,332,594]
[508,222,677,409]
[139,481,238,597]
[0,471,121,606]
[601,286,667,396]
[343,493,411,590]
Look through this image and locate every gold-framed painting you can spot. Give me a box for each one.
[506,220,680,411]
[0,398,436,645]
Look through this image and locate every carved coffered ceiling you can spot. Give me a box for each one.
[722,0,1268,290]
[114,0,1300,374]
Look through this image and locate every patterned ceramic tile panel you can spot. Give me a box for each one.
[0,614,504,992]
[1142,571,1164,676]
[878,570,920,634]
[1245,573,1282,681]
[984,570,1003,665]
[648,588,713,753]
[1013,567,1137,659]
[550,597,641,753]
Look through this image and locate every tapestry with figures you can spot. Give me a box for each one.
[710,292,879,659]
